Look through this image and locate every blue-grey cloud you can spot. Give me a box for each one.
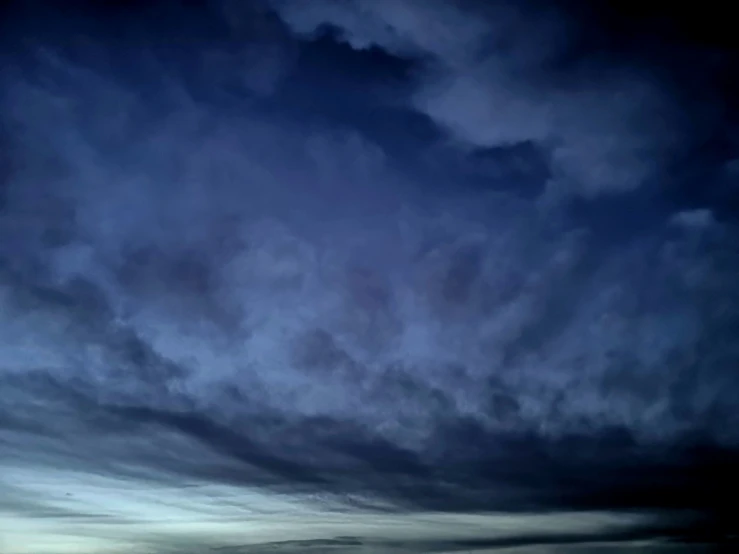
[266,0,730,199]
[1,1,738,553]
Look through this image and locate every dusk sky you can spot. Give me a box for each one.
[1,1,738,553]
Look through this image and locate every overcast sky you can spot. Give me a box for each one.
[1,1,738,553]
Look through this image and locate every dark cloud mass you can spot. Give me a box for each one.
[1,0,738,552]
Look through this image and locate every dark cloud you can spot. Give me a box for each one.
[1,1,738,553]
[266,0,731,200]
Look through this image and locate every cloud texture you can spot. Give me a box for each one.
[1,0,738,552]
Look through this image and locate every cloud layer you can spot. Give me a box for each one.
[1,1,738,552]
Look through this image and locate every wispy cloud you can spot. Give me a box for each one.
[268,0,723,198]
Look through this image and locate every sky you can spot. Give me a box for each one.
[1,1,738,552]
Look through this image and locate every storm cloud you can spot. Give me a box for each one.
[1,1,738,552]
